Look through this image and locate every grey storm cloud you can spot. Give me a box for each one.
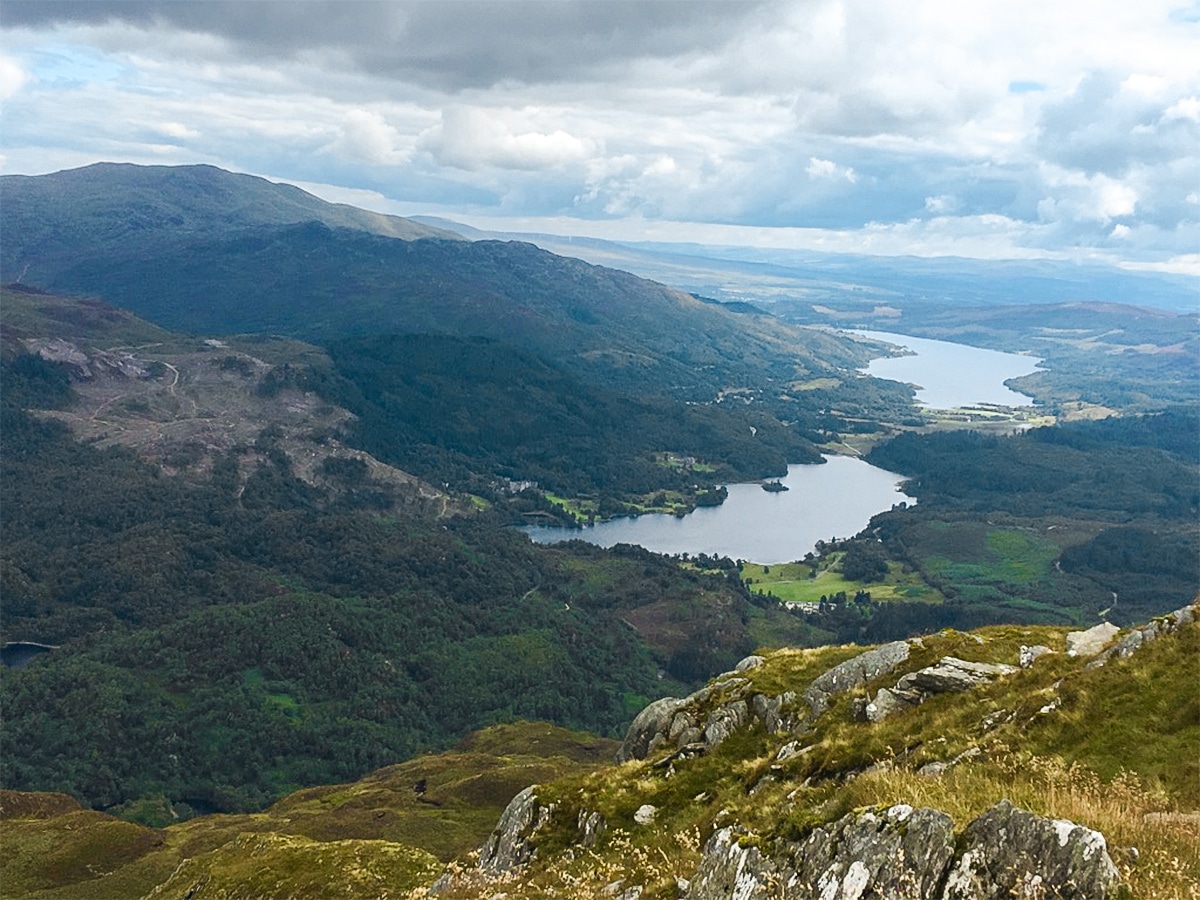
[1,0,772,89]
[1036,72,1200,177]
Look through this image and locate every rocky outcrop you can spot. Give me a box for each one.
[897,657,1017,694]
[1019,644,1053,668]
[616,677,796,763]
[865,656,1018,723]
[802,641,910,718]
[616,697,688,762]
[864,686,921,723]
[683,827,787,900]
[1065,622,1120,658]
[617,642,915,764]
[1087,602,1196,669]
[943,800,1119,899]
[735,654,766,671]
[788,804,957,899]
[24,337,151,381]
[476,785,555,873]
[685,801,1120,900]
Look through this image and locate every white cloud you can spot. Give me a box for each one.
[1162,96,1200,123]
[924,195,959,214]
[1,0,1197,268]
[0,55,28,99]
[420,106,592,171]
[157,121,198,140]
[806,157,856,182]
[329,109,409,166]
[1037,165,1139,224]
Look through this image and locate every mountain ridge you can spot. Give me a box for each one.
[0,162,460,277]
[0,164,882,405]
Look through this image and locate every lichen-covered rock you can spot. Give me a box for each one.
[616,697,687,762]
[1019,645,1053,668]
[942,800,1120,899]
[789,804,957,899]
[1065,622,1120,658]
[477,785,555,873]
[633,804,657,825]
[684,827,788,900]
[735,654,766,671]
[752,691,796,734]
[704,700,749,748]
[803,641,910,719]
[621,642,916,764]
[578,808,606,848]
[617,673,795,761]
[685,801,1120,900]
[686,806,955,900]
[897,657,1017,694]
[1088,602,1196,669]
[865,686,920,723]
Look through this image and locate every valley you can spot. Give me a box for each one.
[0,163,1196,898]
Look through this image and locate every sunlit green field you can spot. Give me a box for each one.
[741,560,938,604]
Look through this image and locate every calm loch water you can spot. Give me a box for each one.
[525,332,1038,562]
[855,330,1043,409]
[523,455,913,564]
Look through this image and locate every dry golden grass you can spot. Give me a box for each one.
[845,752,1200,900]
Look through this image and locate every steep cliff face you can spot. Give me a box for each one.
[438,604,1197,899]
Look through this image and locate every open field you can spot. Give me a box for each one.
[742,560,939,604]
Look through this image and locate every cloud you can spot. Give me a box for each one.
[329,109,409,166]
[0,55,27,99]
[1,0,1196,268]
[806,157,856,182]
[1,1,766,89]
[420,107,592,171]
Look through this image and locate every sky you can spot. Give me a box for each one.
[1,1,1198,272]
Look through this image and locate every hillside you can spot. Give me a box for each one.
[1,289,830,817]
[0,162,459,278]
[2,608,1195,899]
[0,164,888,405]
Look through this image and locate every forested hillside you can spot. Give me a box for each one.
[859,410,1200,627]
[0,306,822,815]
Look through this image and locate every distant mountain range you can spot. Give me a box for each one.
[411,215,1200,315]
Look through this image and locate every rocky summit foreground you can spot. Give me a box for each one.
[1,605,1195,898]
[434,603,1197,900]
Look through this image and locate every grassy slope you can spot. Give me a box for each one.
[743,558,938,604]
[447,614,1199,899]
[0,722,617,900]
[5,617,1196,898]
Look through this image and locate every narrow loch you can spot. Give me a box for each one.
[523,455,913,564]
